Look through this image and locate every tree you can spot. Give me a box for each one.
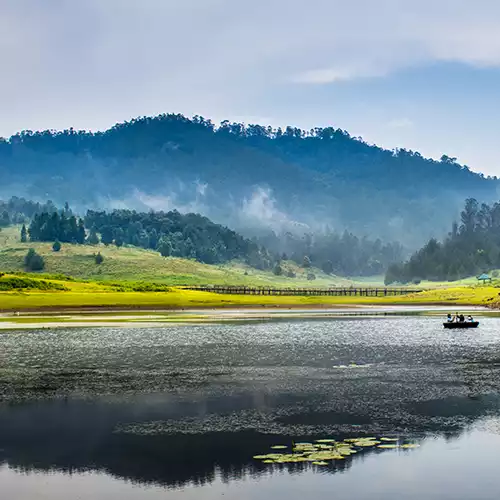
[273,263,283,275]
[322,260,334,274]
[157,237,173,257]
[88,226,99,245]
[100,225,114,246]
[52,239,61,252]
[114,227,125,247]
[0,210,10,227]
[20,224,27,242]
[303,255,312,268]
[460,198,479,234]
[94,252,104,265]
[306,272,316,280]
[24,248,45,271]
[76,219,86,244]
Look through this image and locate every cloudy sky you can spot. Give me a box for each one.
[2,0,500,174]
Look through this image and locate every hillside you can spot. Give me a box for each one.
[1,114,497,247]
[0,226,353,287]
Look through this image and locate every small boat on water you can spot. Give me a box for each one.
[443,321,479,329]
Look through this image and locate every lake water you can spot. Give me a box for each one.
[1,314,500,499]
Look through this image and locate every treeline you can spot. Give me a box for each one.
[257,230,404,276]
[85,209,273,266]
[385,198,500,283]
[0,197,58,227]
[22,206,403,276]
[25,208,274,267]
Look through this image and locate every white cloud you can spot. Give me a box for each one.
[292,66,386,84]
[386,118,414,130]
[2,0,500,132]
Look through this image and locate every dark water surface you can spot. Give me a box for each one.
[1,315,500,499]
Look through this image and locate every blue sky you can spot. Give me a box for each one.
[2,0,500,175]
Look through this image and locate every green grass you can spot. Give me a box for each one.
[2,225,499,312]
[0,226,359,287]
[0,278,498,312]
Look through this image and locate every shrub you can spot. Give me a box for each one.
[0,276,67,291]
[52,240,61,252]
[273,263,283,276]
[95,252,104,265]
[24,249,45,271]
[307,272,316,281]
[286,270,296,278]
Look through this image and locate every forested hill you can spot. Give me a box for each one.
[0,114,497,246]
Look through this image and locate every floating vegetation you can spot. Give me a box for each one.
[253,436,420,465]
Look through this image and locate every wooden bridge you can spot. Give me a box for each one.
[183,285,423,296]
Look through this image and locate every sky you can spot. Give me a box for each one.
[2,0,500,175]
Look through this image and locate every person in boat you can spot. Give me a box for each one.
[447,313,453,322]
[459,314,465,322]
[467,315,474,322]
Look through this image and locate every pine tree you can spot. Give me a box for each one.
[20,224,27,242]
[114,227,125,247]
[76,219,86,244]
[94,252,104,265]
[100,225,114,246]
[303,255,312,268]
[88,226,99,245]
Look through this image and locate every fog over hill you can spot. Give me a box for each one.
[1,113,498,248]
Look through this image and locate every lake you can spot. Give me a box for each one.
[1,313,500,499]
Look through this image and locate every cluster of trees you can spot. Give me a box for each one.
[28,212,86,244]
[1,114,498,245]
[256,229,404,276]
[0,197,58,227]
[22,207,274,268]
[85,209,273,266]
[385,198,500,283]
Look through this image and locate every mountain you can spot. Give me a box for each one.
[0,113,497,247]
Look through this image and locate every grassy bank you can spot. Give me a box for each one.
[0,274,498,312]
[0,226,355,287]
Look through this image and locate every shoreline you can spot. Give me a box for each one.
[0,304,490,330]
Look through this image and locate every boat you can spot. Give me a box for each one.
[443,321,479,329]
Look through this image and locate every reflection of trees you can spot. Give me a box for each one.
[0,398,360,489]
[0,390,496,490]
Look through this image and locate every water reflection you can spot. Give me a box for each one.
[0,316,500,496]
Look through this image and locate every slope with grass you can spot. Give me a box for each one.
[0,226,353,287]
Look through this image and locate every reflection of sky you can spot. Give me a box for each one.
[2,424,500,500]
